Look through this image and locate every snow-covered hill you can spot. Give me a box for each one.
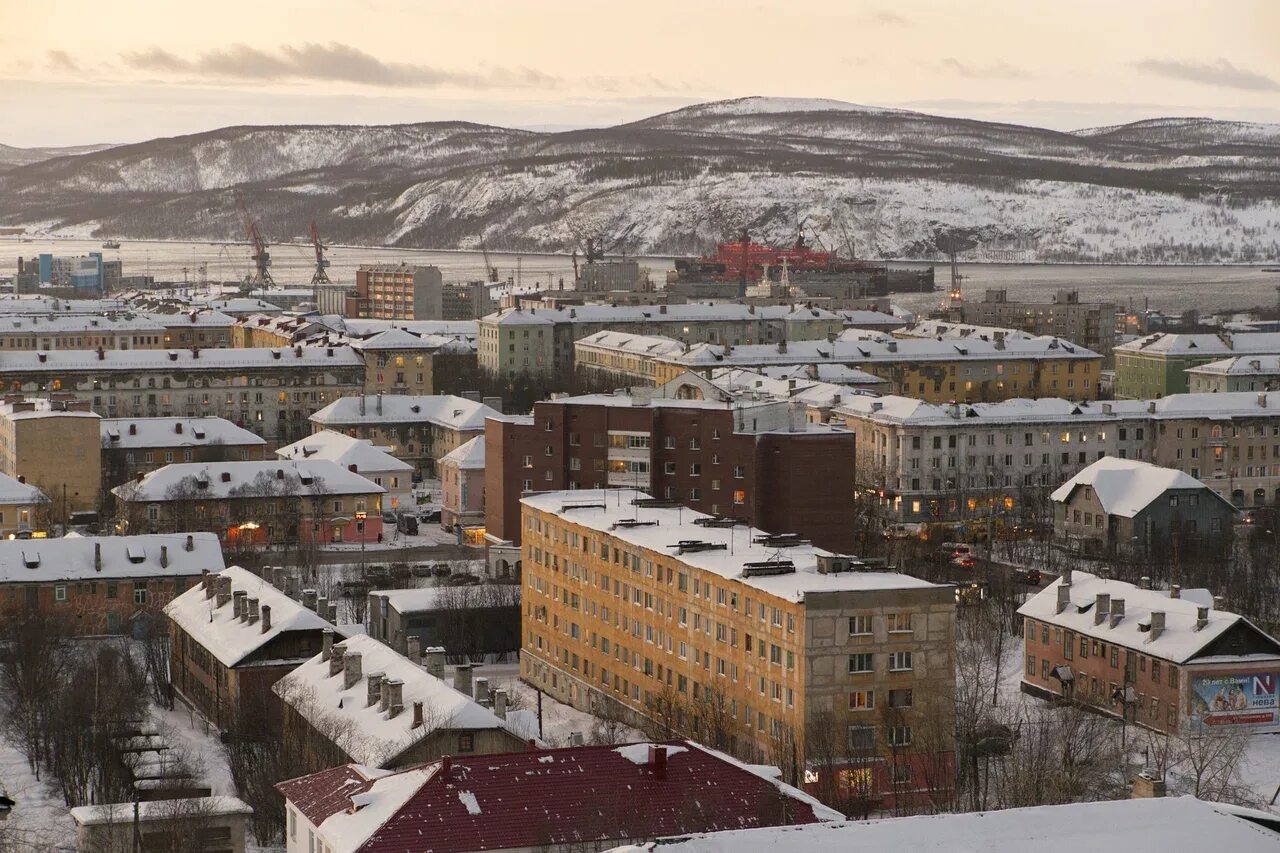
[2,97,1278,263]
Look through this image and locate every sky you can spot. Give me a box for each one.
[2,0,1279,147]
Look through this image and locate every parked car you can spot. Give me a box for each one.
[1013,568,1044,586]
[410,563,433,578]
[398,515,419,536]
[420,509,442,524]
[883,522,924,540]
[444,573,482,586]
[431,563,451,577]
[951,554,978,570]
[382,511,397,524]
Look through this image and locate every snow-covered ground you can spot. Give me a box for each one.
[0,736,76,851]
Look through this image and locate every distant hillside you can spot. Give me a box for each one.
[3,97,1279,263]
[0,141,116,171]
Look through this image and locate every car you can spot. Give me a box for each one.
[1013,568,1043,585]
[382,511,397,524]
[398,516,419,535]
[883,522,924,540]
[410,563,433,578]
[444,573,481,586]
[431,563,451,577]
[952,554,978,570]
[420,510,442,524]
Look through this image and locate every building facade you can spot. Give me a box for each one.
[520,490,955,807]
[100,417,268,493]
[0,394,101,518]
[438,436,485,532]
[952,289,1116,362]
[1186,356,1280,393]
[1114,331,1280,399]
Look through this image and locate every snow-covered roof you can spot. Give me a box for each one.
[604,796,1280,853]
[71,796,252,826]
[117,459,384,502]
[1116,331,1280,357]
[202,297,283,314]
[338,319,477,342]
[482,303,839,327]
[1017,570,1279,665]
[0,532,222,584]
[101,417,265,449]
[704,368,867,407]
[1186,355,1280,377]
[278,740,838,853]
[347,328,454,351]
[573,330,691,358]
[437,436,484,470]
[273,633,510,768]
[0,312,165,334]
[520,490,939,603]
[1049,457,1232,517]
[899,320,1035,342]
[834,309,906,329]
[164,566,338,668]
[0,397,100,421]
[0,296,126,314]
[276,430,413,474]
[142,309,237,328]
[0,345,363,373]
[0,471,47,506]
[309,395,498,432]
[753,363,886,386]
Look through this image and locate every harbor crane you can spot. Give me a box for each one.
[480,241,500,283]
[236,198,274,290]
[309,221,331,285]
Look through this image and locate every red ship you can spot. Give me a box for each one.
[674,230,877,283]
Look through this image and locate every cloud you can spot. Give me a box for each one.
[121,41,558,89]
[939,58,1029,80]
[46,50,82,72]
[1134,58,1279,92]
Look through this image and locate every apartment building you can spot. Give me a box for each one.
[0,313,165,351]
[0,394,101,517]
[478,304,843,378]
[0,533,223,635]
[485,385,857,551]
[1187,356,1280,393]
[349,328,477,396]
[0,345,365,445]
[276,429,413,510]
[576,329,1102,402]
[100,417,268,492]
[520,490,955,806]
[116,459,385,546]
[438,436,485,532]
[353,265,494,321]
[1114,331,1280,399]
[950,289,1117,362]
[1020,569,1280,734]
[309,394,499,476]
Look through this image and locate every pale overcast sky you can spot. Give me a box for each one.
[3,0,1278,147]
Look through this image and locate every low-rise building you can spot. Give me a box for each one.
[485,384,857,551]
[0,394,101,518]
[0,345,366,445]
[71,796,253,853]
[479,303,844,378]
[310,394,498,476]
[115,460,385,546]
[437,436,485,533]
[1186,355,1280,393]
[1020,569,1280,734]
[1051,458,1237,557]
[521,489,955,806]
[276,740,841,853]
[0,532,223,635]
[367,585,520,658]
[100,417,268,492]
[348,327,477,397]
[0,471,48,536]
[274,633,526,775]
[1114,331,1280,399]
[276,430,413,511]
[576,329,1102,402]
[166,566,343,728]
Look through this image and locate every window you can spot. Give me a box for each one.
[54,585,67,602]
[848,726,876,751]
[888,688,913,709]
[849,690,875,710]
[848,653,874,673]
[888,725,913,747]
[887,613,912,633]
[848,615,872,636]
[458,733,475,752]
[888,651,913,672]
[134,585,148,605]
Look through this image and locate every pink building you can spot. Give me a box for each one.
[438,437,485,540]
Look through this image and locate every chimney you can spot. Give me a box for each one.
[216,589,231,608]
[159,545,168,568]
[412,701,424,729]
[1149,610,1166,641]
[220,471,231,482]
[321,627,334,661]
[175,422,183,435]
[303,589,318,611]
[1061,567,1072,588]
[261,604,271,633]
[246,597,259,624]
[201,569,212,595]
[96,346,105,361]
[1260,393,1268,409]
[317,595,329,620]
[185,534,194,552]
[454,663,474,696]
[1056,583,1071,614]
[473,677,490,707]
[233,590,247,620]
[343,651,363,689]
[366,672,384,707]
[376,394,383,416]
[94,542,102,572]
[387,681,404,718]
[1213,595,1226,611]
[1195,606,1209,631]
[1140,575,1151,590]
[379,678,391,712]
[1093,593,1110,626]
[647,744,668,775]
[1170,584,1181,599]
[1110,598,1125,628]
[494,689,508,720]
[329,644,346,677]
[1132,771,1167,799]
[406,636,421,663]
[424,647,446,680]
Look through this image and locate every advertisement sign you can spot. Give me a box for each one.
[1190,673,1280,728]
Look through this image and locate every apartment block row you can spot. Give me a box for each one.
[834,389,1280,523]
[1114,330,1280,399]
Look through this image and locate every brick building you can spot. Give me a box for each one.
[520,490,955,807]
[353,265,494,321]
[484,385,857,552]
[0,532,224,635]
[1020,569,1280,734]
[0,394,101,518]
[438,436,485,534]
[165,566,344,729]
[100,416,267,492]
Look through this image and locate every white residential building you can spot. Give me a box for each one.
[276,430,413,510]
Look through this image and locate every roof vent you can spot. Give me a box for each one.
[742,560,796,577]
[22,550,39,569]
[673,540,728,555]
[221,471,232,482]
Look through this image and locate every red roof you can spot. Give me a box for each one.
[280,741,833,853]
[277,764,380,827]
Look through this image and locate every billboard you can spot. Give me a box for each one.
[1190,673,1280,728]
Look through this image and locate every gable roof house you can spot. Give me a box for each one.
[165,566,347,730]
[1050,457,1236,558]
[276,740,842,853]
[272,633,526,776]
